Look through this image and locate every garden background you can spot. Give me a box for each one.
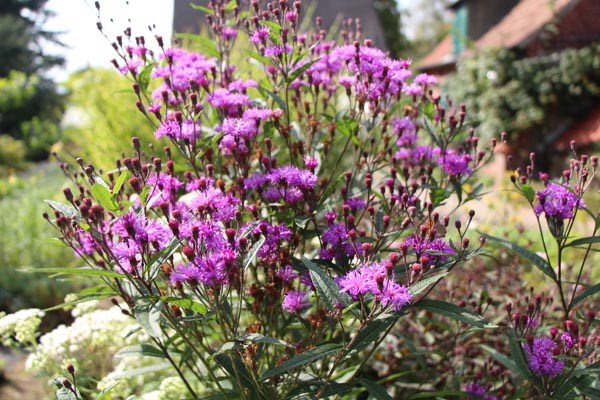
[0,0,598,398]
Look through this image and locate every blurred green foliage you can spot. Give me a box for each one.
[0,164,77,312]
[0,1,66,163]
[61,68,157,171]
[444,44,600,164]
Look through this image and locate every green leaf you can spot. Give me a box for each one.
[507,329,536,381]
[358,378,393,400]
[45,200,79,219]
[112,170,129,195]
[146,236,184,280]
[138,64,153,93]
[236,333,293,348]
[565,236,600,248]
[260,343,342,380]
[55,384,78,400]
[430,187,451,206]
[224,0,237,11]
[521,184,535,203]
[336,116,359,145]
[246,50,273,66]
[95,381,121,400]
[214,353,256,390]
[302,257,349,309]
[286,58,321,85]
[484,233,556,280]
[257,85,286,111]
[348,316,397,354]
[415,299,497,329]
[22,267,127,279]
[175,33,219,58]
[44,286,117,311]
[260,20,282,34]
[570,283,600,308]
[135,300,163,338]
[244,237,265,271]
[91,183,120,213]
[160,296,207,314]
[114,344,165,359]
[190,3,214,14]
[409,272,449,297]
[104,362,171,380]
[480,344,518,373]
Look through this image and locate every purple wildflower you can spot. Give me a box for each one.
[465,383,498,400]
[534,182,585,220]
[523,336,565,377]
[282,291,310,313]
[403,235,456,266]
[439,151,472,177]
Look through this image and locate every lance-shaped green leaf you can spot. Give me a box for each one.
[570,283,600,308]
[22,267,127,279]
[159,296,207,315]
[520,184,536,203]
[112,170,129,195]
[348,316,398,354]
[45,200,80,220]
[244,237,265,271]
[236,333,293,348]
[415,299,497,329]
[44,286,117,311]
[507,329,536,381]
[286,58,321,85]
[484,233,556,280]
[137,64,154,93]
[565,236,600,248]
[260,343,342,380]
[135,300,163,338]
[175,33,219,57]
[91,183,120,214]
[302,257,349,309]
[114,344,165,359]
[358,378,393,400]
[95,381,121,400]
[409,272,449,297]
[146,236,184,280]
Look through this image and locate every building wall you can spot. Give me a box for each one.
[465,0,519,40]
[172,0,386,49]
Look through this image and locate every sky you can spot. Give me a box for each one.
[44,0,417,81]
[44,0,174,81]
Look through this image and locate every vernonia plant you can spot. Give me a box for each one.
[8,0,596,399]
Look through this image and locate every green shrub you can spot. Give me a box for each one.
[61,68,157,171]
[0,165,77,312]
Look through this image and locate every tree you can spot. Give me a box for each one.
[0,0,65,163]
[373,0,411,58]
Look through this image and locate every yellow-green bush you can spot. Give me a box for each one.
[61,68,158,171]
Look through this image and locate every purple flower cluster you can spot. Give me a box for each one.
[465,383,498,400]
[338,262,412,311]
[245,165,317,204]
[403,235,456,267]
[282,291,310,313]
[534,182,585,220]
[523,336,565,377]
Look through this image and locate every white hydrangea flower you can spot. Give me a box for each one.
[0,308,44,346]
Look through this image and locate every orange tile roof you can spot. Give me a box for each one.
[556,107,600,150]
[476,0,576,49]
[418,35,454,70]
[419,0,578,70]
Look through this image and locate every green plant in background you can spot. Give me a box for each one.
[61,68,157,172]
[444,44,600,167]
[0,165,77,313]
[0,1,65,162]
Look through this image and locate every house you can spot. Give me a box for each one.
[172,0,386,49]
[419,0,600,172]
